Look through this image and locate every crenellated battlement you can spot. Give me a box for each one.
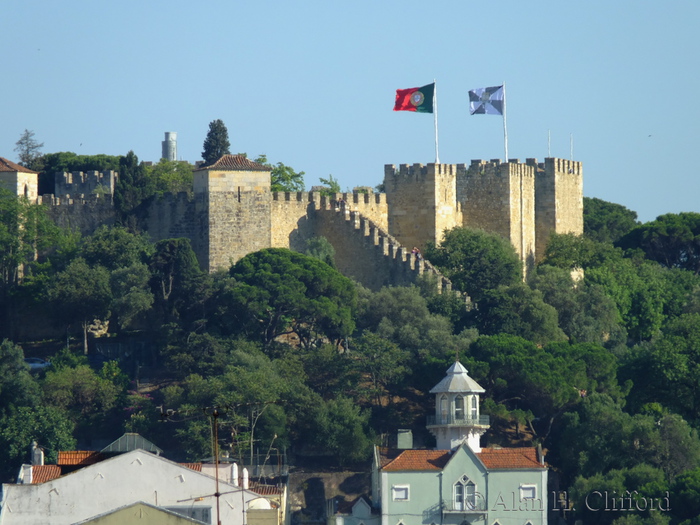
[385,162,460,181]
[4,149,581,291]
[55,170,118,199]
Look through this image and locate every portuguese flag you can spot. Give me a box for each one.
[394,83,435,113]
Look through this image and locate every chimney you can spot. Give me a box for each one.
[232,462,239,487]
[397,429,413,450]
[243,467,249,489]
[31,441,44,466]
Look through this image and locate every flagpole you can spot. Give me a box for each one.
[434,79,440,164]
[502,81,509,162]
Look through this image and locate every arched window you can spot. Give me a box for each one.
[454,396,464,420]
[24,184,29,198]
[440,395,448,422]
[471,396,478,419]
[454,475,477,510]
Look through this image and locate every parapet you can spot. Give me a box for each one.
[466,159,535,178]
[384,163,459,180]
[55,170,118,198]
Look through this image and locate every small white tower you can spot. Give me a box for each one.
[426,361,490,452]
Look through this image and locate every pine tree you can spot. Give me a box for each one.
[201,119,231,165]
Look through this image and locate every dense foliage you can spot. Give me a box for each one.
[3,189,700,523]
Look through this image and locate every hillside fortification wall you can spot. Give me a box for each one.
[24,154,582,292]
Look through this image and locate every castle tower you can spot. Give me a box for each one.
[532,157,583,261]
[193,154,272,271]
[0,157,38,201]
[162,132,177,161]
[426,361,489,452]
[458,159,536,272]
[383,163,461,251]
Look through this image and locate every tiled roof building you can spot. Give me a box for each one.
[331,362,549,525]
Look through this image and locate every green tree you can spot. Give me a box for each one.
[0,406,76,482]
[202,119,231,165]
[40,152,121,195]
[621,313,700,423]
[467,334,585,442]
[584,197,639,244]
[109,263,154,331]
[474,283,567,345]
[255,155,305,192]
[113,150,153,222]
[425,227,522,300]
[48,258,112,354]
[82,225,153,271]
[0,340,40,416]
[228,248,356,347]
[671,467,700,523]
[531,265,626,347]
[149,238,204,326]
[617,212,700,274]
[14,129,44,170]
[352,331,409,408]
[304,236,336,267]
[312,396,373,466]
[318,175,341,197]
[146,159,194,196]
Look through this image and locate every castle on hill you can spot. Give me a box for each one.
[0,154,583,292]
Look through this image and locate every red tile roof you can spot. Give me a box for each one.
[0,157,37,173]
[382,450,451,471]
[31,465,61,484]
[381,447,544,472]
[199,154,270,171]
[477,448,544,470]
[57,451,105,466]
[181,463,203,472]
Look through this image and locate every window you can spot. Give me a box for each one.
[471,396,478,419]
[392,485,409,501]
[454,475,477,510]
[455,396,464,420]
[520,484,537,500]
[440,395,448,420]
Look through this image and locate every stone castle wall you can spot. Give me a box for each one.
[40,194,116,236]
[55,170,118,198]
[29,156,581,292]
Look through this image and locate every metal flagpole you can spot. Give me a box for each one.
[502,81,509,162]
[434,79,440,164]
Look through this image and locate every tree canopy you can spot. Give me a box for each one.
[202,119,231,165]
[425,227,522,300]
[227,248,356,347]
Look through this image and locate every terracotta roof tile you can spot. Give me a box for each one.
[249,481,283,496]
[57,451,105,466]
[181,463,203,472]
[381,450,451,471]
[0,157,38,174]
[199,154,270,171]
[477,448,544,469]
[31,465,61,483]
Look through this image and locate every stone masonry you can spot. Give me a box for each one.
[0,154,583,293]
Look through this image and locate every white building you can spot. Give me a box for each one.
[0,449,265,525]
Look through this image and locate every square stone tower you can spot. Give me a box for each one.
[384,163,461,251]
[458,159,536,271]
[532,157,583,261]
[193,155,272,271]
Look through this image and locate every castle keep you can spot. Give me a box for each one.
[0,155,582,292]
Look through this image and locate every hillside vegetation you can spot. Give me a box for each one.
[2,186,700,525]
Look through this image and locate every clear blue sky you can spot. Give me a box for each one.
[2,1,698,223]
